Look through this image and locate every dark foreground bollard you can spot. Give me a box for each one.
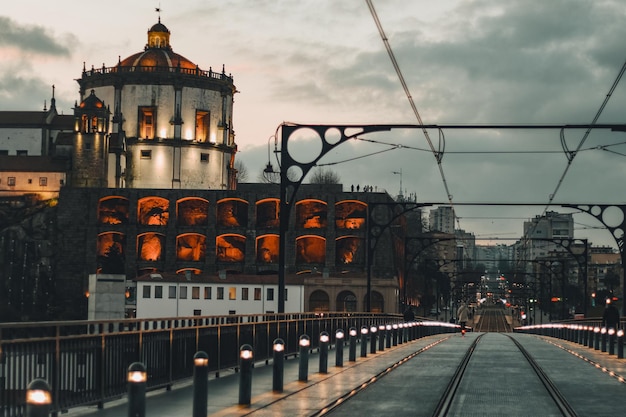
[369,326,377,354]
[594,327,601,350]
[319,331,330,373]
[127,362,147,417]
[360,326,368,358]
[348,327,357,362]
[192,351,209,417]
[299,335,311,382]
[386,324,392,348]
[273,338,285,392]
[378,325,386,351]
[618,330,624,359]
[26,379,52,417]
[239,344,254,405]
[392,324,399,346]
[601,328,608,352]
[609,329,616,355]
[335,329,345,367]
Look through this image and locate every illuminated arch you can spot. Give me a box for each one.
[98,196,129,225]
[335,200,367,230]
[296,199,328,229]
[256,234,279,263]
[337,290,357,312]
[217,198,248,227]
[309,290,330,312]
[256,198,280,228]
[216,234,246,262]
[335,236,364,265]
[137,232,165,261]
[177,197,209,226]
[175,268,201,275]
[97,232,125,274]
[176,233,206,261]
[296,235,326,264]
[138,196,169,225]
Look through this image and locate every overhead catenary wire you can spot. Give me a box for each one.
[365,0,462,231]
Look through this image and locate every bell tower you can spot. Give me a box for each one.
[70,90,111,187]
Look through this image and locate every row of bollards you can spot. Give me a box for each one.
[25,321,444,416]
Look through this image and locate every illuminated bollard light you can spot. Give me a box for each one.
[348,327,357,362]
[272,338,285,392]
[587,326,595,348]
[392,324,399,346]
[594,327,601,350]
[617,329,624,359]
[127,362,147,417]
[608,328,616,355]
[298,335,311,382]
[402,323,408,343]
[238,344,254,406]
[360,326,369,358]
[397,323,404,344]
[378,325,386,351]
[601,327,608,352]
[386,324,392,348]
[370,326,378,354]
[192,351,209,417]
[26,378,52,417]
[335,329,345,367]
[319,331,330,374]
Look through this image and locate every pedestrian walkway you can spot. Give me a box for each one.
[64,330,626,416]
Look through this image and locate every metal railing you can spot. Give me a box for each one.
[1,312,416,416]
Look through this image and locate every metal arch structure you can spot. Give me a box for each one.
[562,204,626,316]
[276,123,626,313]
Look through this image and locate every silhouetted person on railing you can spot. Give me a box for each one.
[602,298,620,330]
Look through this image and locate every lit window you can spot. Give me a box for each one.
[254,288,261,301]
[217,287,224,300]
[204,287,212,299]
[229,287,236,300]
[195,110,210,141]
[143,285,151,299]
[155,285,163,299]
[180,286,187,299]
[39,177,47,186]
[169,286,176,299]
[141,150,152,159]
[267,288,274,301]
[139,107,156,139]
[192,286,200,299]
[242,288,249,300]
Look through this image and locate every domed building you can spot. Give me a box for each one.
[77,18,237,190]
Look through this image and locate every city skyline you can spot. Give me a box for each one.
[2,0,626,248]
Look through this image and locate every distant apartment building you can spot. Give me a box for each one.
[429,206,455,234]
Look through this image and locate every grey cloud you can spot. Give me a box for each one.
[0,16,73,56]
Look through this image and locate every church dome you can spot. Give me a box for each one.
[117,19,198,71]
[79,90,105,109]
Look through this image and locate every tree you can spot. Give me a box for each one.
[234,160,249,183]
[309,168,341,184]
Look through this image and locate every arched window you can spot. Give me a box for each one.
[367,291,385,313]
[337,291,357,312]
[309,290,330,312]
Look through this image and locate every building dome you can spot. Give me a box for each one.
[79,89,105,109]
[118,19,198,71]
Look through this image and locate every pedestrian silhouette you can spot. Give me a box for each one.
[602,298,620,330]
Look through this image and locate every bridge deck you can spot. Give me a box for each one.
[62,329,626,417]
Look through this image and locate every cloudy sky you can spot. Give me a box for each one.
[3,0,626,249]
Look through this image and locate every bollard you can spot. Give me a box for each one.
[608,328,616,355]
[348,327,357,362]
[192,351,209,417]
[272,338,285,392]
[127,362,147,417]
[298,335,311,382]
[335,329,345,367]
[370,326,377,354]
[601,327,607,352]
[319,331,330,374]
[386,324,392,348]
[360,326,369,358]
[378,325,386,351]
[594,327,600,350]
[26,379,52,417]
[392,324,399,346]
[238,344,254,405]
[588,326,594,348]
[618,329,624,359]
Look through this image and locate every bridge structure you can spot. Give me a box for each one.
[5,308,626,416]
